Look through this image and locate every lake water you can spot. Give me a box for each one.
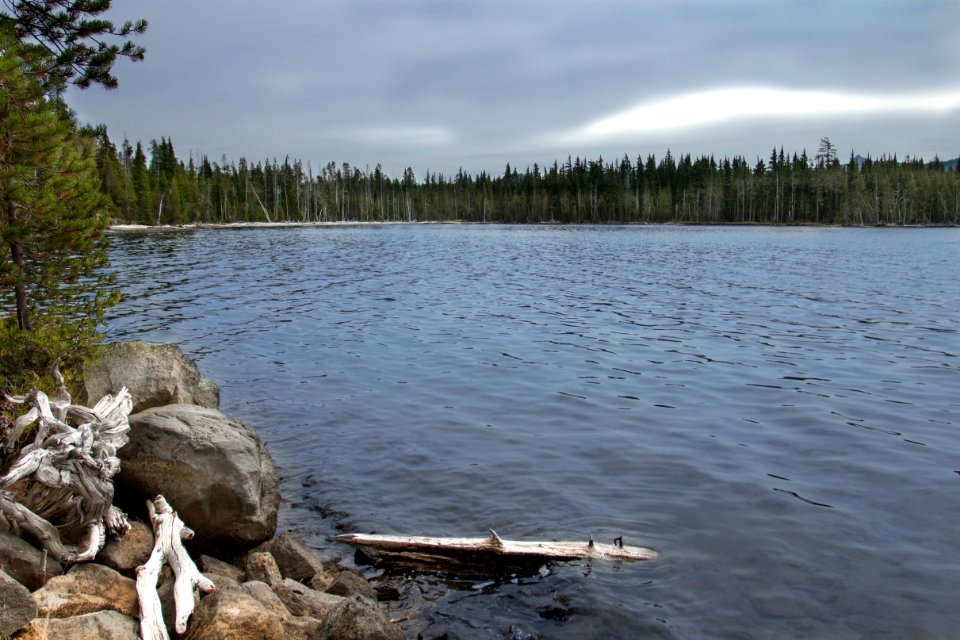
[105,224,960,639]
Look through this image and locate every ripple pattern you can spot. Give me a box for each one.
[106,225,960,639]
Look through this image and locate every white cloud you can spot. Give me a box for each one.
[557,87,960,145]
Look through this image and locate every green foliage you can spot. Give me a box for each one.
[91,133,960,227]
[0,0,147,90]
[0,29,119,393]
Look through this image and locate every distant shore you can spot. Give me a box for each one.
[108,220,957,233]
[107,220,457,232]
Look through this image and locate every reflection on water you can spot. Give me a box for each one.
[106,225,960,639]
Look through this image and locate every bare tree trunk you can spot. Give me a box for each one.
[7,200,30,330]
[248,183,272,223]
[10,242,29,331]
[337,530,657,574]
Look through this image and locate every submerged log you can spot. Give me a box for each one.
[136,495,215,640]
[0,368,132,562]
[337,530,657,575]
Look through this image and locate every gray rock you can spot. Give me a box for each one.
[32,562,139,619]
[200,555,245,582]
[184,589,284,640]
[204,572,243,593]
[0,569,37,636]
[244,551,282,586]
[98,519,154,576]
[268,531,328,582]
[83,341,219,413]
[272,577,344,618]
[17,610,139,640]
[308,569,335,592]
[315,594,404,640]
[118,404,280,552]
[281,615,325,640]
[0,530,63,590]
[242,580,291,617]
[325,570,377,601]
[375,581,403,602]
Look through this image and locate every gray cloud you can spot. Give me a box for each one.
[68,0,960,176]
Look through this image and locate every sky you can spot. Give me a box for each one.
[67,0,960,177]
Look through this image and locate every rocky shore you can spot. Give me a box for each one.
[0,342,403,640]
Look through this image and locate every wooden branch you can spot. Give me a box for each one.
[136,495,215,640]
[105,504,131,537]
[337,529,658,573]
[69,521,106,563]
[0,491,74,560]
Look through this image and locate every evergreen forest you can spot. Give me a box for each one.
[92,131,960,227]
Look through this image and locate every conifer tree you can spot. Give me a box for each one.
[0,29,119,388]
[1,0,147,90]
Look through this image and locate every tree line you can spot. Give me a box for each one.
[92,132,960,227]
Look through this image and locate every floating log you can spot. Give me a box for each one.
[136,495,215,640]
[0,367,132,562]
[337,530,657,575]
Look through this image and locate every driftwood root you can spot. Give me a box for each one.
[0,373,132,563]
[136,495,215,640]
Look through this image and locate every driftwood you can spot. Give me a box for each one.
[0,368,132,562]
[136,495,215,640]
[337,530,657,575]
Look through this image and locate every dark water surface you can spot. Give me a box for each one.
[105,225,960,639]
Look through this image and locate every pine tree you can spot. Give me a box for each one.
[130,141,151,224]
[0,0,147,90]
[0,30,120,389]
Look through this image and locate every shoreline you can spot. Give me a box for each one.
[107,220,459,232]
[107,220,958,233]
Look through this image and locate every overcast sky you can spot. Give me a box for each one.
[67,0,960,177]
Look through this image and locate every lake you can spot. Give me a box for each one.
[105,224,960,639]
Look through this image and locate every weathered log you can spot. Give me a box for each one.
[136,495,215,640]
[337,530,657,574]
[0,372,132,563]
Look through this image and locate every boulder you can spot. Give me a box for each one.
[267,531,329,582]
[32,562,138,618]
[244,551,282,586]
[326,570,377,601]
[308,570,335,592]
[17,610,139,640]
[375,581,403,602]
[83,341,219,413]
[203,572,243,593]
[314,594,404,640]
[242,580,291,617]
[281,615,325,640]
[97,519,154,576]
[0,569,37,636]
[200,555,245,582]
[183,589,284,640]
[117,404,280,552]
[0,530,63,591]
[272,578,343,618]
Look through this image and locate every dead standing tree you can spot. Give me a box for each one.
[0,367,133,562]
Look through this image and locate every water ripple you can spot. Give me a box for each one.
[106,225,960,639]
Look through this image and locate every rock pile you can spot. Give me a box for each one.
[0,342,403,639]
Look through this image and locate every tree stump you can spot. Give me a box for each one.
[0,367,132,562]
